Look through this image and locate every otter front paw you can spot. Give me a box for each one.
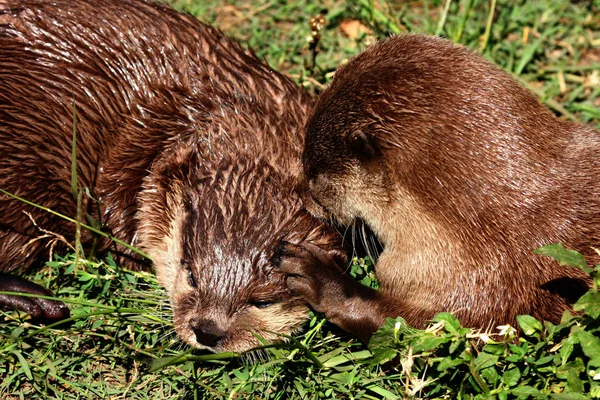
[273,241,350,314]
[0,274,70,323]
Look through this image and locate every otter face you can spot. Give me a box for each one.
[302,115,392,229]
[136,147,341,352]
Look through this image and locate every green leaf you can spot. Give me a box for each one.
[559,337,575,366]
[510,385,545,399]
[365,384,400,399]
[573,291,600,319]
[516,315,543,337]
[12,350,33,380]
[482,342,506,355]
[474,353,498,371]
[573,331,600,367]
[480,366,500,387]
[412,334,451,353]
[502,367,521,387]
[534,355,554,366]
[436,356,466,372]
[369,317,410,348]
[432,312,462,333]
[534,244,590,272]
[551,394,590,400]
[370,348,398,366]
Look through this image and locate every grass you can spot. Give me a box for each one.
[1,0,599,399]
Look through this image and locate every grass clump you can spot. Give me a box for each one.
[1,0,599,398]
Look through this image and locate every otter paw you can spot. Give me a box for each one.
[0,274,70,323]
[272,241,348,313]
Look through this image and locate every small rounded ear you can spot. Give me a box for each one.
[347,129,377,159]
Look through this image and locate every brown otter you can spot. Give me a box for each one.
[276,34,598,343]
[0,0,345,352]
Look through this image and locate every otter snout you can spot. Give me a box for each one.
[190,318,227,348]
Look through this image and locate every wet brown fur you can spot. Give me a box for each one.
[293,34,598,341]
[0,0,343,352]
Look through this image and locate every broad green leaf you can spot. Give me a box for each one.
[474,353,498,370]
[370,348,398,366]
[436,356,466,372]
[516,315,543,336]
[502,367,521,387]
[534,244,590,272]
[432,312,462,333]
[573,291,600,319]
[511,385,545,399]
[559,337,576,365]
[412,334,451,353]
[551,394,590,400]
[573,331,600,367]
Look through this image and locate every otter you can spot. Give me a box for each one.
[276,34,598,343]
[0,0,345,352]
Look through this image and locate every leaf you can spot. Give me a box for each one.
[480,366,500,387]
[432,312,462,333]
[436,356,466,372]
[474,353,498,370]
[12,350,33,380]
[369,317,414,349]
[573,331,600,367]
[559,336,576,366]
[370,348,398,366]
[502,367,521,387]
[534,244,590,272]
[551,394,590,400]
[511,386,545,399]
[365,384,400,399]
[534,355,554,366]
[516,315,543,337]
[483,343,507,355]
[556,363,584,393]
[573,291,600,319]
[412,334,451,353]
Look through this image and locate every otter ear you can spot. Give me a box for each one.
[347,129,377,160]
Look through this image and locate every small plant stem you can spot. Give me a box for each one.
[468,354,490,395]
[435,0,452,36]
[453,0,474,43]
[479,0,496,52]
[74,188,83,271]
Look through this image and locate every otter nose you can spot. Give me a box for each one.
[190,318,226,348]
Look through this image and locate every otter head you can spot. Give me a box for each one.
[136,140,343,352]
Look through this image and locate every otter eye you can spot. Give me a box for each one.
[251,301,274,309]
[187,269,197,288]
[182,259,197,288]
[348,129,377,160]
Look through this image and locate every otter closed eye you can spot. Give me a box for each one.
[187,269,197,288]
[251,301,275,309]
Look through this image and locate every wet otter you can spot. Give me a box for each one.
[0,0,345,352]
[277,34,598,343]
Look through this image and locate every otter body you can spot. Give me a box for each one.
[278,34,597,342]
[0,0,343,352]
